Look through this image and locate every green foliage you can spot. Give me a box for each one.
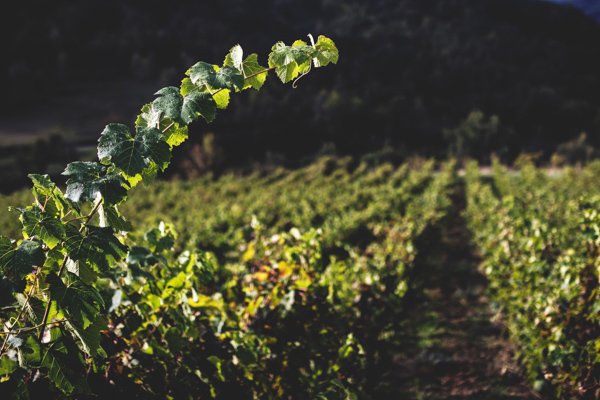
[464,159,600,398]
[96,159,456,398]
[0,35,338,397]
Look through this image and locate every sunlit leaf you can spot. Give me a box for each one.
[62,162,127,206]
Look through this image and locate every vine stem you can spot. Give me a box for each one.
[211,66,276,97]
[0,274,39,353]
[38,254,68,341]
[0,319,68,336]
[38,199,104,341]
[157,66,276,135]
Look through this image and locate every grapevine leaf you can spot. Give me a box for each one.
[292,39,308,47]
[62,162,127,206]
[18,334,41,367]
[30,187,59,218]
[243,54,267,90]
[28,174,68,216]
[224,52,268,91]
[162,271,187,300]
[0,275,18,307]
[269,41,318,83]
[161,120,188,147]
[41,330,90,394]
[154,86,217,125]
[126,246,167,268]
[98,124,172,177]
[98,204,132,232]
[0,351,18,374]
[28,174,55,195]
[19,208,65,249]
[188,62,244,91]
[65,259,98,285]
[16,293,46,325]
[145,228,175,253]
[136,104,188,147]
[153,87,185,126]
[32,192,71,221]
[268,42,316,68]
[122,162,161,188]
[180,78,197,97]
[29,174,73,219]
[183,91,217,124]
[224,44,244,71]
[46,272,103,329]
[213,89,230,109]
[66,314,107,357]
[313,35,339,67]
[275,62,299,84]
[181,77,230,110]
[164,327,182,354]
[63,225,128,274]
[135,103,161,129]
[43,247,66,274]
[188,62,215,85]
[140,161,160,185]
[0,238,44,282]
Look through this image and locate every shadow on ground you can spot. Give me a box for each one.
[369,182,543,400]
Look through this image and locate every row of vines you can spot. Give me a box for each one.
[465,159,600,399]
[1,156,458,398]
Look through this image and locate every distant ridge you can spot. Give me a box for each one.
[544,0,600,21]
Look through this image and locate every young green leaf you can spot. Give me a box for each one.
[181,77,230,110]
[19,208,65,249]
[268,42,317,84]
[269,42,315,67]
[313,35,339,67]
[135,103,162,129]
[188,62,244,92]
[160,120,188,147]
[28,174,55,196]
[224,52,268,91]
[29,174,70,217]
[224,44,244,71]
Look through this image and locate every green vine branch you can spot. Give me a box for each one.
[0,34,338,396]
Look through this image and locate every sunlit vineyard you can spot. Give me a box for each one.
[4,156,600,398]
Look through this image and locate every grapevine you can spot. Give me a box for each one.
[0,35,338,396]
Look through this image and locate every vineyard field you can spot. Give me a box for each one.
[4,156,600,398]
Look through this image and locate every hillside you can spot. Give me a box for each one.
[2,0,600,191]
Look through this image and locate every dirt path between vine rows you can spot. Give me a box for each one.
[371,183,545,400]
